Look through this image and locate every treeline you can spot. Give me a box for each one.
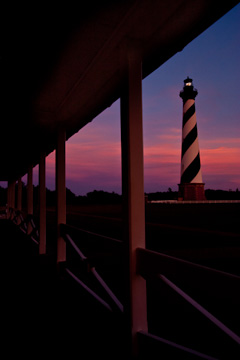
[0,185,239,206]
[205,189,240,200]
[146,188,240,201]
[146,189,178,201]
[65,189,122,205]
[0,186,122,206]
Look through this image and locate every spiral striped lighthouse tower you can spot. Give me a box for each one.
[178,77,205,201]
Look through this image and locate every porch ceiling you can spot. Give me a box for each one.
[0,0,238,180]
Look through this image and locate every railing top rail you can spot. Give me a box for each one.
[137,247,240,279]
[60,223,122,243]
[138,331,219,360]
[65,233,87,261]
[137,247,240,297]
[159,274,240,345]
[60,223,123,254]
[63,231,124,313]
[65,268,113,312]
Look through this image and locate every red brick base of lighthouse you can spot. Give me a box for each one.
[178,183,205,201]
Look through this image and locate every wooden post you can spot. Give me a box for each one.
[17,177,22,224]
[17,177,22,211]
[56,129,66,263]
[120,48,147,357]
[7,181,15,219]
[10,180,16,219]
[39,152,46,255]
[7,181,11,219]
[27,166,33,234]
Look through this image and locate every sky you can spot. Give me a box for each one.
[2,4,239,195]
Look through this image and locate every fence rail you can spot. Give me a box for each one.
[60,223,240,356]
[8,207,39,245]
[159,273,240,344]
[137,247,240,346]
[137,247,240,289]
[3,208,240,357]
[60,223,123,254]
[138,331,219,360]
[0,207,7,219]
[60,223,124,313]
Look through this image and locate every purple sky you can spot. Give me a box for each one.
[2,4,239,195]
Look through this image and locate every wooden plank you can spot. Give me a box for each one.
[137,247,240,300]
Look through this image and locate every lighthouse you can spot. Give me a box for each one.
[178,77,205,201]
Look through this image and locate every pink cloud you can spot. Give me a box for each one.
[41,108,239,194]
[143,135,240,190]
[201,147,240,177]
[66,142,121,174]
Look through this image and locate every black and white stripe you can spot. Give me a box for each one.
[180,99,203,184]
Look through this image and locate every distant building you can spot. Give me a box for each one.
[178,77,205,201]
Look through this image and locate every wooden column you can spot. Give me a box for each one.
[7,181,11,218]
[12,181,16,211]
[121,49,147,357]
[27,166,33,234]
[39,152,46,255]
[17,177,22,211]
[56,129,66,263]
[10,180,16,219]
[7,181,15,219]
[17,177,22,224]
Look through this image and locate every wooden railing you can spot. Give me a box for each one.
[60,223,124,313]
[3,210,239,358]
[137,247,240,356]
[60,223,240,358]
[0,207,7,219]
[9,207,40,245]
